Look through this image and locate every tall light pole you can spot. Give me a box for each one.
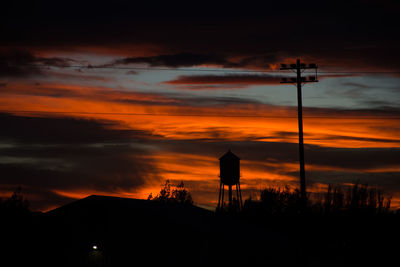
[280,59,318,209]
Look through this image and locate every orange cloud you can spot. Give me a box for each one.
[1,81,400,210]
[1,82,399,149]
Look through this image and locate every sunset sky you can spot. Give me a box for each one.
[1,0,400,211]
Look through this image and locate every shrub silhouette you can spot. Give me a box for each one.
[148,180,193,205]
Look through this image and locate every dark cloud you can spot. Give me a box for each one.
[172,84,250,90]
[125,70,139,75]
[273,131,298,139]
[0,50,41,77]
[163,73,358,90]
[305,146,400,171]
[0,83,82,98]
[311,134,400,145]
[301,106,400,117]
[0,81,263,107]
[0,113,154,144]
[109,53,231,68]
[180,95,262,106]
[0,145,161,210]
[107,53,279,69]
[341,82,371,89]
[360,100,400,109]
[2,1,399,71]
[35,57,74,67]
[164,74,282,89]
[273,130,400,145]
[0,113,161,210]
[0,50,76,78]
[301,171,400,196]
[0,144,159,191]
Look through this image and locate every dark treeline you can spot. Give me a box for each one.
[242,182,394,216]
[231,183,399,266]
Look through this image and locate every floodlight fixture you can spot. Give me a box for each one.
[93,245,98,250]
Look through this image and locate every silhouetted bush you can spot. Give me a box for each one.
[148,180,193,205]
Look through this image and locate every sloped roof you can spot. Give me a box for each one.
[40,195,289,266]
[219,149,240,161]
[46,195,213,228]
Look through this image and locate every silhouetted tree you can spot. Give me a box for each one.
[148,180,193,205]
[171,181,193,205]
[0,186,30,217]
[153,180,172,202]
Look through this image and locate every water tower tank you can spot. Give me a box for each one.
[219,150,240,186]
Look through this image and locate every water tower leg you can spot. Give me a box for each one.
[217,181,222,210]
[236,183,240,209]
[221,184,225,209]
[238,182,243,209]
[228,185,233,209]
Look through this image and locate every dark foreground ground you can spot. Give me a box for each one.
[2,195,399,266]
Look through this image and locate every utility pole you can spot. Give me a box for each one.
[280,59,318,210]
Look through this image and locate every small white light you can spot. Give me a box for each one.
[93,245,98,250]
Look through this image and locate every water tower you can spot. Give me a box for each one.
[217,150,243,211]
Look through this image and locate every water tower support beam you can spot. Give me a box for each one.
[236,183,240,207]
[239,183,243,208]
[221,184,225,208]
[218,181,222,209]
[228,185,233,209]
[237,183,243,209]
